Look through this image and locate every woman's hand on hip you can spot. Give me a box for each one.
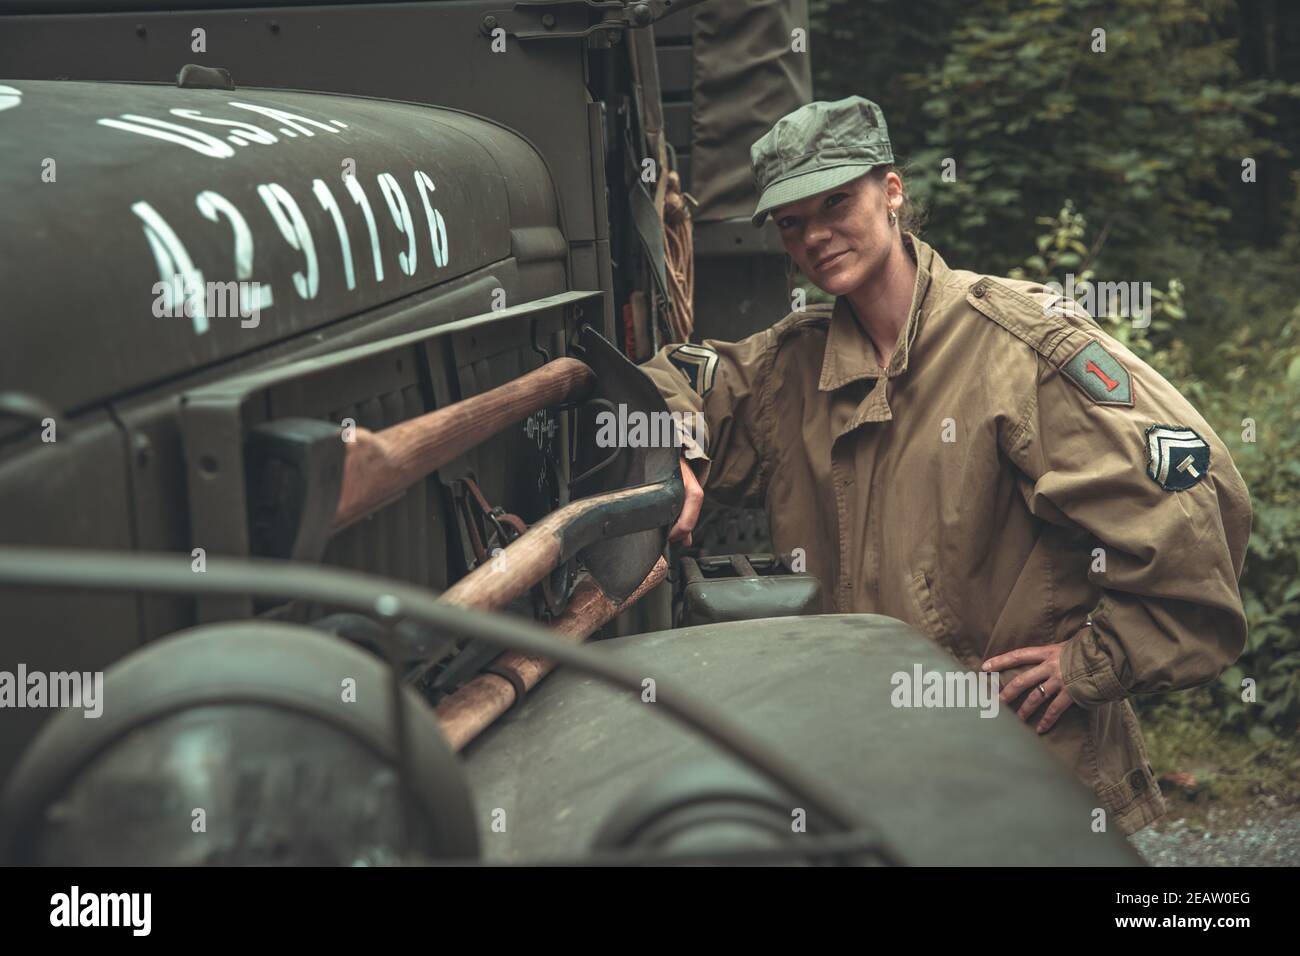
[982,643,1075,734]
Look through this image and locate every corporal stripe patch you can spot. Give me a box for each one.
[667,343,719,397]
[1145,424,1210,491]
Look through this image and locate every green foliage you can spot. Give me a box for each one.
[1138,685,1300,818]
[908,0,1300,274]
[814,0,1300,273]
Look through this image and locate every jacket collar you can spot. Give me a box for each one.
[817,233,943,394]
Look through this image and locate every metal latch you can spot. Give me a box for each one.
[177,63,234,90]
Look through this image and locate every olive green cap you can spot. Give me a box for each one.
[749,96,894,227]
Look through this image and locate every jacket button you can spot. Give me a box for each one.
[971,281,989,298]
[1128,768,1148,793]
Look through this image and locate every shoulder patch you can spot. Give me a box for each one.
[667,343,719,396]
[1145,424,1210,491]
[1060,340,1133,406]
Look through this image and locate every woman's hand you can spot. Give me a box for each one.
[668,455,703,547]
[982,643,1075,734]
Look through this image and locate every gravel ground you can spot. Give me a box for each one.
[1128,806,1300,866]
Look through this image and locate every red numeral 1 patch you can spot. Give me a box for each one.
[1061,340,1133,406]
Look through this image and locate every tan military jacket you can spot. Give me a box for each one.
[640,234,1252,834]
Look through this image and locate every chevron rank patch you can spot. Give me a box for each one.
[1146,424,1210,491]
[1061,340,1133,406]
[667,343,719,396]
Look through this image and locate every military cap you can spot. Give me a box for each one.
[749,96,894,227]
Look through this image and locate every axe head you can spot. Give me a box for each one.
[568,326,681,603]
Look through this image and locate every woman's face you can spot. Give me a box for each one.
[772,171,903,297]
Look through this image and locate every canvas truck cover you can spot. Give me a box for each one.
[690,0,813,223]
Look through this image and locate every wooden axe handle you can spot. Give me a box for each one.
[332,357,592,531]
[437,483,672,612]
[436,556,669,751]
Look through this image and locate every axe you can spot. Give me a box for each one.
[247,326,683,614]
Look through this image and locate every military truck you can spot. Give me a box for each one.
[0,0,1141,865]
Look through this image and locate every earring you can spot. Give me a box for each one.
[889,209,898,227]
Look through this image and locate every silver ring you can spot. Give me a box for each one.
[1037,684,1048,697]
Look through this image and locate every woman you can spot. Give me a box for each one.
[639,96,1252,835]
